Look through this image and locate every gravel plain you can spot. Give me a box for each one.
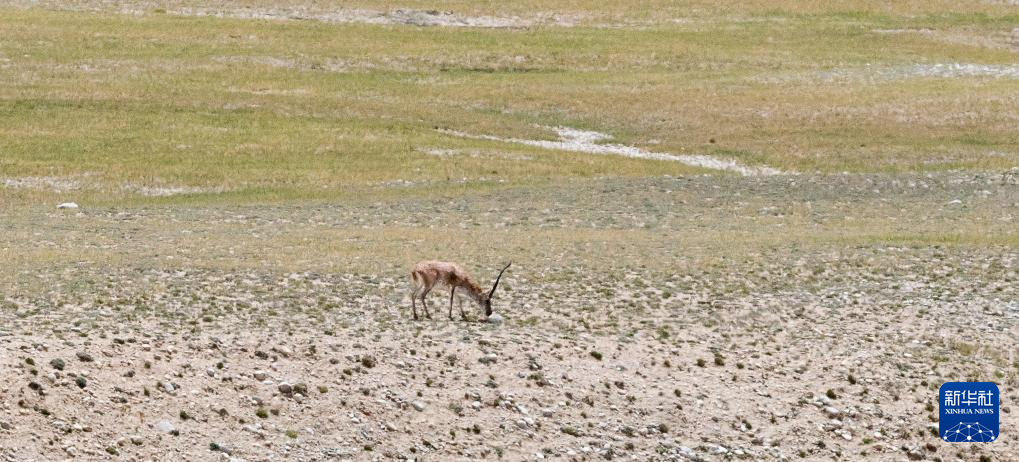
[2,173,1017,461]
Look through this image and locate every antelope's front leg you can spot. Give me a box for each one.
[449,288,456,320]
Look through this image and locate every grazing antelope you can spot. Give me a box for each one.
[410,261,511,321]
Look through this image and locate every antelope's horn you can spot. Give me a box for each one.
[488,262,512,298]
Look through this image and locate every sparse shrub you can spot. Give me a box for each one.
[561,426,582,437]
[590,351,603,360]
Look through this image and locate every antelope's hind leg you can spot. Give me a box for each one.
[421,286,433,319]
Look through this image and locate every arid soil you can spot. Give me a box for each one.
[1,174,1017,461]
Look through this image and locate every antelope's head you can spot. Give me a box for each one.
[483,262,512,318]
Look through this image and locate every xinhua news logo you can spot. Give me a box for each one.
[939,382,999,443]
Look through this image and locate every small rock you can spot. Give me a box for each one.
[161,381,175,393]
[412,401,426,412]
[253,370,268,381]
[905,446,924,460]
[242,424,262,434]
[76,352,94,362]
[155,420,175,434]
[278,383,293,395]
[486,313,504,324]
[57,202,79,209]
[678,446,701,461]
[210,442,231,454]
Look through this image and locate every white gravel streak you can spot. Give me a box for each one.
[902,63,1019,78]
[442,127,784,176]
[120,184,221,197]
[2,176,82,192]
[764,63,1019,84]
[170,7,553,28]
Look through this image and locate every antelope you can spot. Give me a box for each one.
[410,261,511,321]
